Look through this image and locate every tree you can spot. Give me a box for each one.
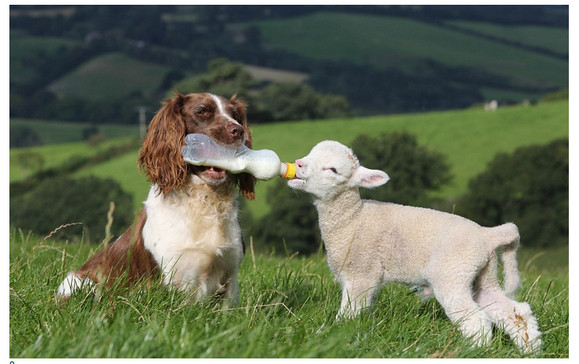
[255,82,351,122]
[458,138,568,248]
[10,125,43,148]
[169,58,351,123]
[171,58,257,101]
[352,132,453,206]
[10,176,135,243]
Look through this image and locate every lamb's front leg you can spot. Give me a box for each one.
[336,279,378,319]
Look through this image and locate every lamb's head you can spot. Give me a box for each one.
[288,140,389,201]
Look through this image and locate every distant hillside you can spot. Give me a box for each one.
[249,11,567,102]
[446,20,568,56]
[10,100,569,218]
[10,5,568,124]
[48,53,170,102]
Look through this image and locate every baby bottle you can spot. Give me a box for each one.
[181,133,296,180]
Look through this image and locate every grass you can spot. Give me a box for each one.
[9,135,137,183]
[9,229,568,358]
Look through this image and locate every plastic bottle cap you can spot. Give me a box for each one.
[283,162,296,179]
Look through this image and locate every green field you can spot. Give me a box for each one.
[47,52,170,102]
[9,135,137,183]
[10,100,569,218]
[9,229,568,358]
[447,21,568,56]
[10,119,139,146]
[250,12,568,90]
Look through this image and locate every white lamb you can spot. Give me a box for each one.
[288,140,541,354]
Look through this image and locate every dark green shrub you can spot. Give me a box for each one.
[458,138,568,248]
[10,125,43,148]
[254,83,351,122]
[352,132,453,206]
[250,179,321,255]
[10,176,134,243]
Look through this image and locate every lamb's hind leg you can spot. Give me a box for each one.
[431,278,493,346]
[475,257,542,354]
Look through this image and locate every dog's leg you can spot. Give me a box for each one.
[56,271,95,300]
[220,275,240,307]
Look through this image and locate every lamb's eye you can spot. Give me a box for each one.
[325,167,338,174]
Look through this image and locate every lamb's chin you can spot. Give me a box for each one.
[287,179,306,189]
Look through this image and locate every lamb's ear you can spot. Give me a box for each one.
[350,166,390,189]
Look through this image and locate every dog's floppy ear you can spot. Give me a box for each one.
[138,92,189,195]
[230,94,256,200]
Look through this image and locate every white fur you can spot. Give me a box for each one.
[211,94,242,127]
[288,140,541,353]
[56,271,94,298]
[143,175,243,303]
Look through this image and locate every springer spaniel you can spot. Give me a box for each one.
[56,92,256,304]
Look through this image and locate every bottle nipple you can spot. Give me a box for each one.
[281,162,296,179]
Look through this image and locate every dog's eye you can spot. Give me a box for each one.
[195,105,211,116]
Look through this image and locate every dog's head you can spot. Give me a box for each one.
[138,92,256,199]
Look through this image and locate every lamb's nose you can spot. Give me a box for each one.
[295,159,305,168]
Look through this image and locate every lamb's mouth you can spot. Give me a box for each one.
[287,176,306,189]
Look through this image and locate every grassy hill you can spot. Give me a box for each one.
[9,229,568,358]
[10,100,569,219]
[446,20,568,56]
[47,52,170,102]
[10,119,138,146]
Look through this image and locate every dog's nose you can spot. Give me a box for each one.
[229,123,244,139]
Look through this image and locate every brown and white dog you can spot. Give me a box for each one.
[56,92,256,304]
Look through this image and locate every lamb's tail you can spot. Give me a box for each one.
[487,222,521,297]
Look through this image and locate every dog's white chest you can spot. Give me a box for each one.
[142,184,242,289]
